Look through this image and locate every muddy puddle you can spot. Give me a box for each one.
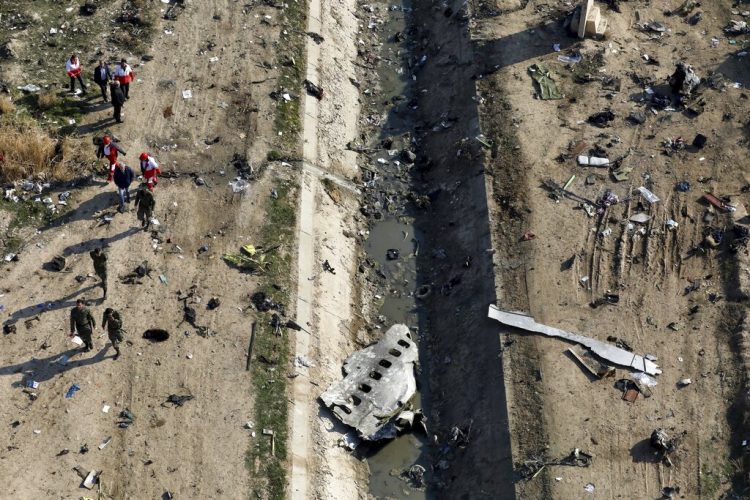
[364,216,430,498]
[359,1,433,497]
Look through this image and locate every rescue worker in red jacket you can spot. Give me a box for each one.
[139,153,161,191]
[66,54,87,94]
[114,58,134,99]
[96,136,126,182]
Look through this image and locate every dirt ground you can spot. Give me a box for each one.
[473,0,750,498]
[0,0,291,497]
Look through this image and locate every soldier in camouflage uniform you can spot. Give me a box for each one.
[102,307,124,360]
[134,183,155,231]
[69,299,96,351]
[89,247,108,299]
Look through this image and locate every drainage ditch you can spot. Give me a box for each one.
[354,0,515,497]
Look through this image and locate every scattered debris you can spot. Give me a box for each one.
[518,448,593,480]
[118,409,135,428]
[65,384,80,399]
[98,436,112,450]
[587,110,615,128]
[48,255,66,272]
[82,469,99,489]
[303,79,324,99]
[650,428,685,466]
[636,186,660,204]
[164,394,195,407]
[401,464,426,489]
[669,62,700,96]
[567,344,614,378]
[251,291,284,313]
[702,192,735,213]
[322,259,336,274]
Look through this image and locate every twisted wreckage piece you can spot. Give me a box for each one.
[320,324,418,440]
[487,305,661,376]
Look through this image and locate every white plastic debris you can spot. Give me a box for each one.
[98,436,112,450]
[584,483,595,493]
[678,378,692,387]
[577,155,609,166]
[230,179,248,193]
[632,372,658,387]
[294,355,314,368]
[182,90,192,99]
[339,432,361,451]
[102,405,110,413]
[636,186,660,204]
[666,219,678,230]
[17,84,41,93]
[629,213,651,224]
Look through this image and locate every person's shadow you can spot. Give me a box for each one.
[2,285,99,325]
[0,344,113,386]
[60,227,140,256]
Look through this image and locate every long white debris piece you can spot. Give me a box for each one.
[487,305,661,376]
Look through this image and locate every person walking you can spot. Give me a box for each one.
[93,60,111,102]
[96,135,126,181]
[70,299,96,352]
[110,80,126,124]
[114,58,134,99]
[102,308,124,360]
[89,247,108,299]
[112,162,134,213]
[134,184,156,231]
[139,152,161,191]
[66,54,87,94]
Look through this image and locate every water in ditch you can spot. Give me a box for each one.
[358,1,432,498]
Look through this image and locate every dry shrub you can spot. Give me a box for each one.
[0,120,87,182]
[0,98,15,115]
[36,92,59,111]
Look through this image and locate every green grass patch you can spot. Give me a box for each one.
[700,467,722,498]
[274,0,308,154]
[16,91,85,130]
[247,180,298,499]
[0,196,68,252]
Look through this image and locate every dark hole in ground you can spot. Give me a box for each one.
[143,329,169,342]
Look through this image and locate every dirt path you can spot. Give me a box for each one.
[0,1,284,497]
[288,0,368,496]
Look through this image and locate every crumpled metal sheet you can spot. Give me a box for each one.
[487,305,661,376]
[320,324,418,440]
